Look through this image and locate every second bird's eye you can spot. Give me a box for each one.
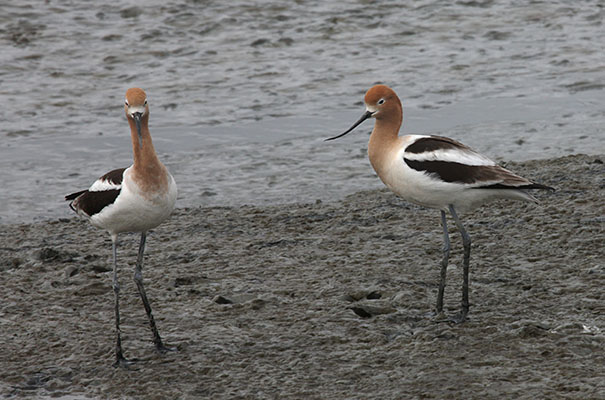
[378,99,385,105]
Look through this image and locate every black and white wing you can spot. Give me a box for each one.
[65,168,126,217]
[403,136,553,190]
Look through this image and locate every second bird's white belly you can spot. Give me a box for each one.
[376,148,484,212]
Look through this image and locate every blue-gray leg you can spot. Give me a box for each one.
[436,210,450,313]
[111,235,132,367]
[133,232,174,353]
[448,205,471,322]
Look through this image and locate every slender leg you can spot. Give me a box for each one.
[111,234,131,367]
[448,205,471,322]
[436,210,450,313]
[133,232,174,353]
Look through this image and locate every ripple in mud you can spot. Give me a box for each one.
[6,20,44,46]
[119,6,142,18]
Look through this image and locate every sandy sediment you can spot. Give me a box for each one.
[0,154,604,399]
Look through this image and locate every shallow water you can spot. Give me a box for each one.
[1,0,604,223]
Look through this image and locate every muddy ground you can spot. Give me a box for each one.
[1,154,604,399]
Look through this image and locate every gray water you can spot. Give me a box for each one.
[1,0,604,224]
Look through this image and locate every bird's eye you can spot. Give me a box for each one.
[125,100,129,106]
[378,99,385,105]
[144,100,148,106]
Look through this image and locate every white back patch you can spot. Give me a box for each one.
[89,178,121,192]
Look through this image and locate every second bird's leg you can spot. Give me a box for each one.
[133,232,174,353]
[448,205,471,323]
[436,210,450,314]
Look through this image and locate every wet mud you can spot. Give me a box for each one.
[1,154,604,399]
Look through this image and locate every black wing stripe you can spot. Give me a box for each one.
[404,159,497,184]
[478,182,555,191]
[65,168,126,216]
[404,158,555,190]
[98,168,125,187]
[71,189,121,217]
[65,190,87,201]
[405,136,471,154]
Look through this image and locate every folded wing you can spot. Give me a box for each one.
[404,136,554,190]
[65,168,126,217]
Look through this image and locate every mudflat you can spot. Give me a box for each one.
[1,154,603,399]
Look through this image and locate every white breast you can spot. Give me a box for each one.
[90,167,177,235]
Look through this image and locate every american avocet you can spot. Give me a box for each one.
[65,88,177,365]
[326,84,553,322]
